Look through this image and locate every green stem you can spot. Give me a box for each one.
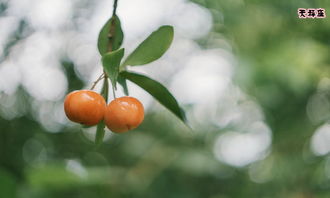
[113,0,118,16]
[101,75,109,102]
[110,0,119,99]
[95,76,108,145]
[95,0,119,145]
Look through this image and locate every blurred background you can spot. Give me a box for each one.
[0,0,330,197]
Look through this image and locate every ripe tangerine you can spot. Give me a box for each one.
[64,90,106,126]
[104,96,144,133]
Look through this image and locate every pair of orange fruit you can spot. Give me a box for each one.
[64,90,144,133]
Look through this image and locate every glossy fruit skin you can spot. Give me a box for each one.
[104,96,144,133]
[64,90,106,126]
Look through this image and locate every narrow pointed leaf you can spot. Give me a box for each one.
[102,48,125,89]
[118,75,129,96]
[122,26,174,66]
[120,71,186,122]
[98,15,124,55]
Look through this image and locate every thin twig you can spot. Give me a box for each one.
[90,73,105,90]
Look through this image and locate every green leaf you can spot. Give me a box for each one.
[102,48,125,89]
[120,71,186,122]
[97,15,124,55]
[117,75,129,96]
[122,25,174,67]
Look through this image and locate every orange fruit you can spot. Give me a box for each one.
[64,90,106,126]
[104,96,144,133]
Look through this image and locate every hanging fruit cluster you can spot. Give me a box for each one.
[64,0,186,145]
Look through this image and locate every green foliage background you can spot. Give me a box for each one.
[1,0,330,197]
